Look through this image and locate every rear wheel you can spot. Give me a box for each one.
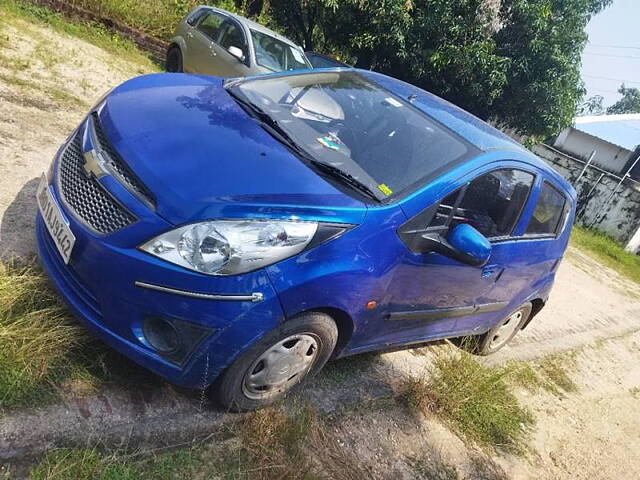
[166,46,183,73]
[213,312,338,411]
[460,302,532,356]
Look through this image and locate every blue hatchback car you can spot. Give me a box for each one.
[36,68,575,410]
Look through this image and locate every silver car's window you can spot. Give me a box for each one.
[250,30,308,72]
[196,12,226,40]
[218,21,247,51]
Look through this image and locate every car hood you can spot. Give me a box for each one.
[98,73,366,225]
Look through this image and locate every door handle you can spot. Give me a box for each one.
[187,32,194,38]
[481,264,503,279]
[209,46,217,56]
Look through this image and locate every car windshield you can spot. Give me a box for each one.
[250,30,309,72]
[228,71,470,200]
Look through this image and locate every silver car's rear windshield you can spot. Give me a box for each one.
[229,71,473,201]
[250,30,309,72]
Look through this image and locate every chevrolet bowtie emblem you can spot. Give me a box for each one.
[82,149,108,179]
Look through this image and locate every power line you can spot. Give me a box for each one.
[587,87,621,94]
[583,74,640,85]
[588,43,640,51]
[583,51,640,60]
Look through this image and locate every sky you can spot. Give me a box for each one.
[580,0,640,109]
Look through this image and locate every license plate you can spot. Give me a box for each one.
[37,174,76,264]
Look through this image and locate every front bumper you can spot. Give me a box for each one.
[37,128,284,389]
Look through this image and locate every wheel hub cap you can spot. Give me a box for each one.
[242,333,320,400]
[489,310,523,349]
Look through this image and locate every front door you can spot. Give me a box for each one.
[189,11,227,75]
[374,168,536,347]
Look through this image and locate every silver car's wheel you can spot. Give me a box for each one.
[242,333,320,400]
[488,309,523,350]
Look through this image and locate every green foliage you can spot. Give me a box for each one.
[399,350,533,452]
[606,85,640,114]
[578,95,605,116]
[266,0,612,138]
[570,226,640,285]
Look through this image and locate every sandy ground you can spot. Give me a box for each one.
[1,11,639,479]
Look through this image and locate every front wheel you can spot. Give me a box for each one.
[213,312,338,411]
[459,302,532,356]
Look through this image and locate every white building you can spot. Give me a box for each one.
[553,113,640,178]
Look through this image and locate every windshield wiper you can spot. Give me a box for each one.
[228,89,301,149]
[308,160,381,202]
[228,89,381,203]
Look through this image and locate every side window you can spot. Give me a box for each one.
[186,8,208,26]
[427,169,534,239]
[526,181,567,236]
[196,13,226,41]
[218,21,246,51]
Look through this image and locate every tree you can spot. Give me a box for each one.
[606,85,640,114]
[578,95,605,115]
[264,0,613,138]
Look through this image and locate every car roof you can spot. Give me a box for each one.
[196,5,301,49]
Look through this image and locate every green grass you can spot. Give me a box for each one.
[44,0,238,41]
[0,0,157,67]
[571,226,640,285]
[28,402,370,480]
[0,263,87,408]
[30,447,202,480]
[0,262,159,409]
[399,350,533,453]
[506,354,577,397]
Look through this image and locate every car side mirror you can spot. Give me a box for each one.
[228,46,245,62]
[417,224,491,267]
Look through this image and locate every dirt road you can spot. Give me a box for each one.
[1,11,639,479]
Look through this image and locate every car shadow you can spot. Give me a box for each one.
[0,177,40,261]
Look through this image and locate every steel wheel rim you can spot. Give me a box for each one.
[489,310,523,350]
[242,333,320,400]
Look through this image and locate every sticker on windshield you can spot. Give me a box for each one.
[378,183,393,196]
[317,136,341,151]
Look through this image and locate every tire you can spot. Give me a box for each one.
[213,312,338,411]
[166,46,183,73]
[459,302,532,356]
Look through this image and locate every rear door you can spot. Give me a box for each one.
[188,11,227,74]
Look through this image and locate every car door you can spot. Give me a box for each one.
[454,175,573,332]
[187,11,227,74]
[376,167,536,346]
[213,20,251,76]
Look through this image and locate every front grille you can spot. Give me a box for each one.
[57,131,137,234]
[91,112,155,208]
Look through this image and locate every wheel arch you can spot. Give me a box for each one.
[521,297,545,330]
[290,306,355,359]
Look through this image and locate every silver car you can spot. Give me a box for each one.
[166,6,311,76]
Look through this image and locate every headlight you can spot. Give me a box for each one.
[140,220,320,275]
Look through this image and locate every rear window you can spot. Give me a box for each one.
[526,181,567,235]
